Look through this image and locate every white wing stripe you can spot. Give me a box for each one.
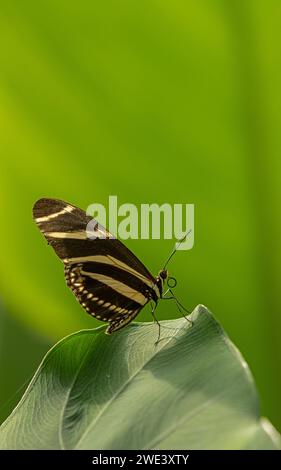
[64,254,156,291]
[81,271,148,305]
[44,231,88,239]
[35,205,74,223]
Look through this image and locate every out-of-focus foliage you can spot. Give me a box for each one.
[0,1,280,431]
[0,304,50,424]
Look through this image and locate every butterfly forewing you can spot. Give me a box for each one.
[33,198,159,333]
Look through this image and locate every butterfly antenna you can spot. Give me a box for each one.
[163,230,192,270]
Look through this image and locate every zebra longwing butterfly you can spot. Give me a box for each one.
[33,198,188,335]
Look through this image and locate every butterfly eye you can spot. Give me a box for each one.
[167,276,177,288]
[159,269,168,280]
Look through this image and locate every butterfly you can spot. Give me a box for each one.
[33,198,190,337]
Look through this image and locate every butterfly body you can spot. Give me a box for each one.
[33,198,167,334]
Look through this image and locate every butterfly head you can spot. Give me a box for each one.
[159,269,168,281]
[157,269,178,296]
[156,269,168,297]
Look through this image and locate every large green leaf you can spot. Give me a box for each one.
[0,305,279,450]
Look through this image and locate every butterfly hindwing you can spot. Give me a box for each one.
[33,198,159,333]
[65,262,144,333]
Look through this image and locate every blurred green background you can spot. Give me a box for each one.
[0,0,281,432]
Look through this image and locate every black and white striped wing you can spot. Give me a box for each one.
[33,198,159,334]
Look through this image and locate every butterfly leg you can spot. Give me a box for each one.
[150,301,161,344]
[162,289,193,326]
